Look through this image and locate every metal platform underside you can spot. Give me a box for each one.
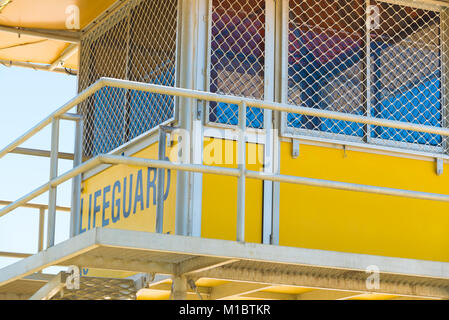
[1,228,449,300]
[0,273,139,300]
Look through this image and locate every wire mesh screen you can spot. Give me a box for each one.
[208,0,266,129]
[286,0,445,152]
[78,0,178,157]
[369,1,442,148]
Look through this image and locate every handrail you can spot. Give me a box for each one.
[0,200,70,212]
[2,77,449,160]
[0,201,71,254]
[2,154,449,222]
[0,252,32,259]
[0,156,240,219]
[3,77,449,247]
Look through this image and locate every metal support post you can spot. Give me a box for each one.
[175,0,196,236]
[47,117,60,249]
[38,208,45,252]
[70,118,83,238]
[237,101,247,242]
[156,126,175,234]
[171,275,188,300]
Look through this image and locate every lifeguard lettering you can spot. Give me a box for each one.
[79,167,171,233]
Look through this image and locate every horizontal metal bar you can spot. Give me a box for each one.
[101,78,449,137]
[379,0,449,10]
[3,152,449,222]
[245,171,449,203]
[0,79,103,159]
[0,25,80,43]
[0,200,70,212]
[10,147,74,160]
[2,77,448,162]
[58,113,82,122]
[49,44,79,71]
[0,59,78,75]
[0,252,31,259]
[0,157,102,218]
[99,155,241,177]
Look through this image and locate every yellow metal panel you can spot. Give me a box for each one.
[201,138,264,243]
[0,0,118,69]
[0,39,69,65]
[80,142,177,235]
[79,142,177,278]
[262,286,313,295]
[279,142,449,262]
[0,0,117,29]
[349,293,398,300]
[64,52,78,69]
[136,289,170,300]
[195,278,228,287]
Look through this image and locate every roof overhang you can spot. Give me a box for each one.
[0,0,121,74]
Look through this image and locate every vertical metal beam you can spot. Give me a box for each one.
[38,208,45,252]
[171,275,188,300]
[70,119,83,238]
[441,8,449,154]
[270,0,289,245]
[175,0,196,236]
[237,101,247,242]
[263,0,277,244]
[365,0,373,143]
[47,118,60,249]
[189,0,209,238]
[156,128,167,234]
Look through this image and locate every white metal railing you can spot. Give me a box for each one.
[2,77,449,251]
[0,201,70,256]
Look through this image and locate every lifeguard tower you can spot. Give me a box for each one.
[1,0,449,300]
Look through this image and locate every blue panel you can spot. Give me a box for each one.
[92,69,175,154]
[288,27,442,146]
[93,87,127,154]
[288,28,364,137]
[128,70,175,139]
[371,77,442,146]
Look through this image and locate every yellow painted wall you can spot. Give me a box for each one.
[279,141,449,262]
[79,136,449,267]
[80,136,265,276]
[80,142,177,235]
[201,138,264,243]
[79,142,177,278]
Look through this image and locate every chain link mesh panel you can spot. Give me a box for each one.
[78,0,178,158]
[286,0,446,152]
[208,0,266,129]
[369,0,442,149]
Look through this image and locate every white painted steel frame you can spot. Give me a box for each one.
[0,25,80,43]
[262,0,276,244]
[4,77,449,162]
[0,59,78,75]
[3,152,449,247]
[4,77,449,245]
[280,0,448,154]
[176,0,196,237]
[2,228,449,299]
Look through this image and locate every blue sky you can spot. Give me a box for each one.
[0,66,78,271]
